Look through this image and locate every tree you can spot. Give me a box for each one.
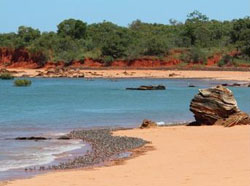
[144,35,169,56]
[0,33,18,48]
[169,19,182,26]
[231,17,250,57]
[0,13,249,65]
[17,26,40,47]
[57,19,87,39]
[182,11,210,47]
[87,22,132,60]
[186,10,209,23]
[52,36,84,63]
[129,19,144,30]
[238,29,250,57]
[28,32,57,63]
[101,27,132,59]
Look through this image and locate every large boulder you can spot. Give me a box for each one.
[190,85,250,127]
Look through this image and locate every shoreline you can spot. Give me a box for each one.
[3,68,250,81]
[0,127,148,183]
[0,137,87,182]
[3,125,250,186]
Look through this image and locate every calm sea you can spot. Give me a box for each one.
[1,78,250,180]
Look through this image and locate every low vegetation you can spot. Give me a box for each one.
[0,73,14,80]
[0,11,249,66]
[14,79,32,87]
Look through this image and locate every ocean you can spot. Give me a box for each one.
[1,78,250,180]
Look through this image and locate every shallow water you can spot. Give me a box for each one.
[0,78,250,180]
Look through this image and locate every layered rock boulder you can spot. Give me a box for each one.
[190,85,250,127]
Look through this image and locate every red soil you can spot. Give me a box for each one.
[1,48,249,69]
[0,48,41,68]
[207,54,221,66]
[43,62,65,69]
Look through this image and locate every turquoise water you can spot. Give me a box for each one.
[0,78,250,179]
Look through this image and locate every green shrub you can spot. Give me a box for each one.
[218,60,226,67]
[102,56,114,66]
[179,48,207,64]
[84,49,102,61]
[179,52,190,62]
[14,79,32,87]
[218,54,233,67]
[0,73,14,80]
[190,47,207,64]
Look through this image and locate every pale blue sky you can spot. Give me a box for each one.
[0,0,249,33]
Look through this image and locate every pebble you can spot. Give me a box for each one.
[33,128,147,171]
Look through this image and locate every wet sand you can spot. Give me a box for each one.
[6,68,250,81]
[5,125,250,186]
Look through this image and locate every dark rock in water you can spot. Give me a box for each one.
[232,83,241,87]
[221,83,229,86]
[190,85,250,127]
[140,119,157,129]
[15,137,49,141]
[188,84,196,88]
[57,136,71,140]
[126,85,166,90]
[221,82,250,87]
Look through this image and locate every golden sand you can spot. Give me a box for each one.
[5,125,250,186]
[8,68,250,81]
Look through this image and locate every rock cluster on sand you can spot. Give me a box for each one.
[36,68,85,78]
[126,85,166,90]
[140,119,157,128]
[190,85,250,127]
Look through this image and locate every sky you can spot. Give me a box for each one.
[0,0,249,33]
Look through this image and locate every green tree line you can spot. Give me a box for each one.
[0,11,249,66]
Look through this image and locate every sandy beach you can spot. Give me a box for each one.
[4,125,250,186]
[4,68,250,81]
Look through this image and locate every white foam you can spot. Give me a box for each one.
[156,121,165,125]
[0,140,85,172]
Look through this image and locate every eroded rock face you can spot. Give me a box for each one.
[214,111,250,127]
[190,85,250,126]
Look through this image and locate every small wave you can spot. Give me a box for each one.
[44,132,68,137]
[156,121,165,125]
[0,140,85,172]
[156,120,193,126]
[0,156,54,172]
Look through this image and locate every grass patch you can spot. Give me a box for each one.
[0,73,14,80]
[14,79,32,87]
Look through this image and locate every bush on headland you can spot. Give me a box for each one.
[0,11,250,67]
[0,73,14,80]
[14,79,32,87]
